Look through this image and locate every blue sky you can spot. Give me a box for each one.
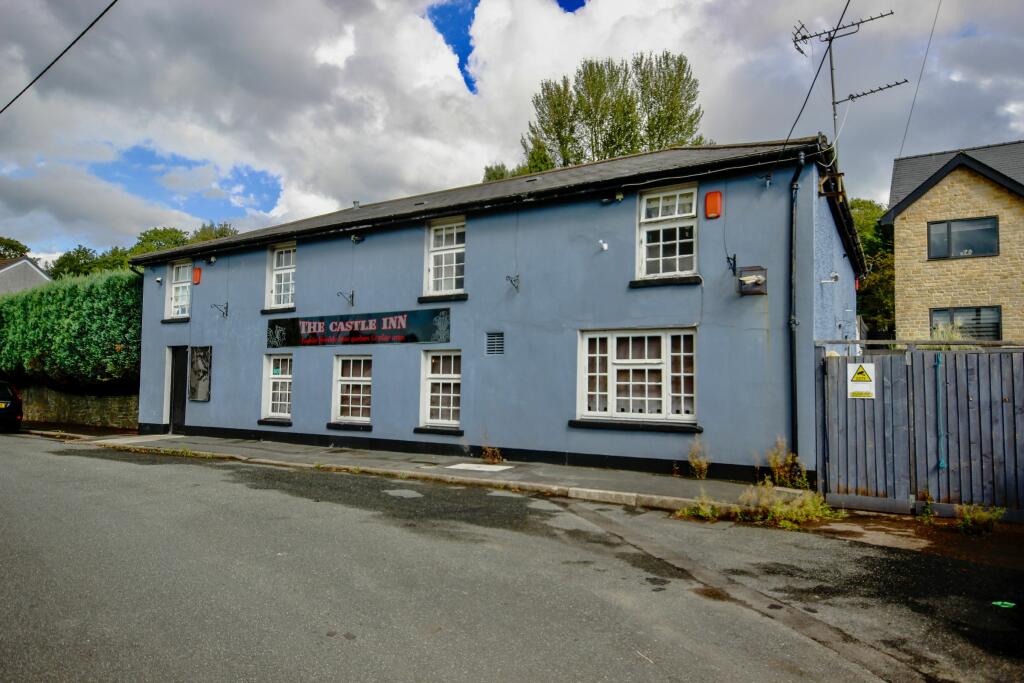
[90,146,281,231]
[427,0,586,92]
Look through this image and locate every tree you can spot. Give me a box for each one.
[483,50,706,181]
[850,198,894,338]
[91,246,131,272]
[128,227,190,256]
[0,236,29,260]
[48,245,97,279]
[190,221,238,243]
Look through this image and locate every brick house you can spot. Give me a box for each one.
[880,140,1024,341]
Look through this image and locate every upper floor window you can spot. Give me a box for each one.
[169,261,192,318]
[927,217,998,260]
[930,306,1001,341]
[269,245,296,308]
[425,220,465,294]
[638,186,697,279]
[579,329,695,422]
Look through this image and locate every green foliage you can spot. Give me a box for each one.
[91,246,131,272]
[850,198,894,338]
[764,436,809,490]
[0,236,30,259]
[189,221,239,243]
[128,227,191,256]
[956,504,1006,536]
[737,478,844,528]
[483,50,706,179]
[0,271,141,388]
[49,245,98,279]
[676,489,724,522]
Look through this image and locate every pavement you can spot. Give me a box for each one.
[2,432,1022,681]
[39,428,778,513]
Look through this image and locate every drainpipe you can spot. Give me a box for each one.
[788,152,806,456]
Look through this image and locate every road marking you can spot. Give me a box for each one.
[445,463,513,472]
[383,489,423,499]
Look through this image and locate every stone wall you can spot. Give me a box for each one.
[22,386,138,429]
[894,166,1024,339]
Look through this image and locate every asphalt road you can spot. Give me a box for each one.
[1,434,1020,681]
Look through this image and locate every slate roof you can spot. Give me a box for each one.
[131,135,864,273]
[888,139,1024,207]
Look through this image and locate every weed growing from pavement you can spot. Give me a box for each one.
[687,437,710,480]
[674,488,737,523]
[481,446,504,464]
[765,437,809,490]
[674,478,843,530]
[917,491,935,526]
[956,504,1006,536]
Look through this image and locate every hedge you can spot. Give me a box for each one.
[0,270,142,390]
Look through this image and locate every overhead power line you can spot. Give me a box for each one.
[0,0,120,119]
[898,0,943,158]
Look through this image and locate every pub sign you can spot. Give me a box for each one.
[267,308,450,348]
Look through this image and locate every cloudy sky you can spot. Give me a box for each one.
[1,0,1021,261]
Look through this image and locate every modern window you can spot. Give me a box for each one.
[579,330,695,422]
[930,306,1001,341]
[425,220,465,294]
[637,186,697,279]
[927,217,998,260]
[169,261,192,318]
[422,350,461,426]
[334,356,372,423]
[269,245,296,308]
[264,354,293,418]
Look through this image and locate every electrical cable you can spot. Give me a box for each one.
[898,0,942,158]
[773,0,851,167]
[0,0,120,119]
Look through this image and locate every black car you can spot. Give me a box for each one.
[0,381,23,432]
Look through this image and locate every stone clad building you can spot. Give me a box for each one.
[130,135,863,476]
[881,140,1024,341]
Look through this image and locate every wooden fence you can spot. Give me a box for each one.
[815,348,1024,519]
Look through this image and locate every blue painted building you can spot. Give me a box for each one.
[131,136,864,476]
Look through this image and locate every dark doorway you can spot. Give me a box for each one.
[169,346,188,433]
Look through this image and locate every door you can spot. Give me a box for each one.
[169,346,188,433]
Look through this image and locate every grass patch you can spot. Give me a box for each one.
[956,504,1006,536]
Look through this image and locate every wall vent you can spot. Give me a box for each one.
[485,331,505,355]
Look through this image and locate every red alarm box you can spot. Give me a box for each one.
[705,191,722,219]
[192,267,202,285]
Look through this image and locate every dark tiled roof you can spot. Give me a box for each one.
[888,139,1024,207]
[131,136,828,266]
[0,256,29,270]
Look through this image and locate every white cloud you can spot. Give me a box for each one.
[0,0,1023,253]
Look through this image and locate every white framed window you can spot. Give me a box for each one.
[424,219,465,294]
[333,356,372,423]
[637,186,697,279]
[421,350,461,426]
[263,354,293,418]
[168,261,192,318]
[578,330,695,422]
[268,244,296,308]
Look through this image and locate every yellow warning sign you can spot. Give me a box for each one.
[847,362,876,399]
[850,365,872,383]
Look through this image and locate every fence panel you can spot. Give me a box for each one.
[817,348,1024,513]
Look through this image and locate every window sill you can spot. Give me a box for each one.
[326,421,372,432]
[418,293,468,303]
[258,417,292,427]
[414,425,464,436]
[261,306,296,315]
[160,316,190,324]
[568,418,702,433]
[629,275,702,288]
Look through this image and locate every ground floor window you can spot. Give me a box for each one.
[334,356,372,422]
[422,350,461,426]
[930,306,1001,341]
[264,354,293,418]
[579,329,695,421]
